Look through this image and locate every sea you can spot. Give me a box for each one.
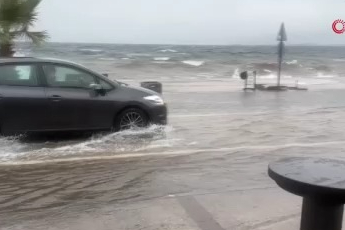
[1,43,345,229]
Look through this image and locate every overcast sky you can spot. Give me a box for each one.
[35,0,345,45]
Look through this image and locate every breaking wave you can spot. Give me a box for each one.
[333,59,345,62]
[79,48,103,52]
[286,60,298,65]
[316,73,335,78]
[258,74,277,79]
[154,57,170,61]
[99,57,116,61]
[78,48,104,54]
[159,49,177,53]
[182,60,205,66]
[13,52,26,57]
[232,68,240,79]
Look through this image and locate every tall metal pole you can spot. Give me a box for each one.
[277,41,284,87]
[277,23,287,87]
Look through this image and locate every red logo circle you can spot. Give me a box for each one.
[332,19,345,34]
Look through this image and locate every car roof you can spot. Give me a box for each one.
[0,57,79,66]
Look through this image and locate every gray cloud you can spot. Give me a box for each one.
[35,0,345,45]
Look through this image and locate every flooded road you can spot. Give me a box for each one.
[2,80,345,229]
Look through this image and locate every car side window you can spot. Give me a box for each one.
[99,79,113,90]
[42,64,97,88]
[0,64,38,86]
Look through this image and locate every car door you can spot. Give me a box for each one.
[0,63,49,134]
[41,63,116,131]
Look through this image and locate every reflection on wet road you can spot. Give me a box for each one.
[2,82,345,229]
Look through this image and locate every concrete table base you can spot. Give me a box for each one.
[269,158,345,230]
[301,198,344,230]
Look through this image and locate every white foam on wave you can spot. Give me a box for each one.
[128,53,151,57]
[159,49,177,53]
[13,52,26,57]
[259,74,276,79]
[232,68,240,79]
[307,79,335,85]
[316,73,335,78]
[99,57,116,61]
[152,61,172,64]
[263,69,272,73]
[154,57,170,61]
[182,60,205,66]
[286,60,298,65]
[333,59,345,62]
[197,73,219,79]
[79,49,103,53]
[259,74,293,79]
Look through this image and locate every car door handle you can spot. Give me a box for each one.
[49,95,62,102]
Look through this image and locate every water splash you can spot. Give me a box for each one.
[0,125,174,163]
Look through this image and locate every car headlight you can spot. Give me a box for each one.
[143,95,164,105]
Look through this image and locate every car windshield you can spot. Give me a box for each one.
[0,1,343,230]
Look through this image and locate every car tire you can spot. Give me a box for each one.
[114,108,149,131]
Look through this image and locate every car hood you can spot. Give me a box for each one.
[121,84,159,96]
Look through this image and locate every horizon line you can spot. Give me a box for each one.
[15,41,345,47]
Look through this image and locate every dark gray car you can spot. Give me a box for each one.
[0,58,167,135]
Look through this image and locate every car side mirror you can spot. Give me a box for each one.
[89,83,105,96]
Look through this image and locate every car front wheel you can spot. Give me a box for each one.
[114,108,149,131]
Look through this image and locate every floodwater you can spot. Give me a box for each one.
[2,78,345,229]
[4,42,345,229]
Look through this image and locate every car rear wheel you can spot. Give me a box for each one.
[114,108,149,131]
